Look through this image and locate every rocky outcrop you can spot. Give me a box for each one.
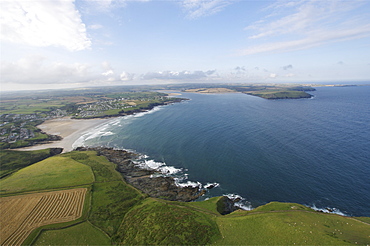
[76,147,205,202]
[49,148,63,156]
[216,196,240,215]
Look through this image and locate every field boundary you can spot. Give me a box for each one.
[0,188,87,245]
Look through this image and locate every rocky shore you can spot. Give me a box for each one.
[76,147,207,202]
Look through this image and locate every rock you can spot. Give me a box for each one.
[216,196,239,215]
[49,148,63,155]
[77,147,205,202]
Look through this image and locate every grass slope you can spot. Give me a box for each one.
[116,198,220,245]
[62,151,146,238]
[33,222,111,246]
[2,150,369,245]
[0,149,52,178]
[245,90,312,99]
[214,202,370,245]
[0,156,94,194]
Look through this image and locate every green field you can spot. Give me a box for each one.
[33,222,111,246]
[214,205,370,245]
[0,149,54,178]
[1,150,369,245]
[0,156,94,193]
[116,198,220,245]
[244,90,312,99]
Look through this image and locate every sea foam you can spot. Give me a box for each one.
[224,193,253,211]
[309,204,348,216]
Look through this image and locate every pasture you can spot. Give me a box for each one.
[1,149,369,245]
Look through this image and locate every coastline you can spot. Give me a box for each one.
[17,117,113,153]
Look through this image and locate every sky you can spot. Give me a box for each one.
[1,0,370,91]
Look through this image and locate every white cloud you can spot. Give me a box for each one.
[120,71,135,81]
[269,73,277,78]
[0,0,91,51]
[102,70,114,76]
[285,73,295,77]
[0,55,94,84]
[182,0,234,19]
[81,0,149,13]
[241,0,370,55]
[240,26,370,55]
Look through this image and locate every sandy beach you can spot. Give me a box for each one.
[18,117,113,153]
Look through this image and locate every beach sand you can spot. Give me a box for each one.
[18,117,113,153]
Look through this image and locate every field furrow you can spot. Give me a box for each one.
[0,188,87,245]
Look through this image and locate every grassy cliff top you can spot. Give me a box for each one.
[1,150,369,245]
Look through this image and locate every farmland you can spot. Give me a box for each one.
[0,188,87,245]
[183,84,315,99]
[0,149,369,245]
[0,156,94,194]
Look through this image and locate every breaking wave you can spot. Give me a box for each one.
[309,204,348,216]
[132,154,219,190]
[224,194,253,211]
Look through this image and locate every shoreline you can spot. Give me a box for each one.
[17,117,114,153]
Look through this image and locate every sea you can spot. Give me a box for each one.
[73,85,370,217]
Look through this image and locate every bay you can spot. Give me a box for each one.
[80,86,370,216]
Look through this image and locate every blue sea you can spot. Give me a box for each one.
[75,86,370,217]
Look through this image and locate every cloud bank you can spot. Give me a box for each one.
[0,56,94,84]
[0,0,91,51]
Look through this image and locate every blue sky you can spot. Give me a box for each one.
[1,0,369,91]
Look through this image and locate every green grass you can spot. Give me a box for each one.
[33,222,111,246]
[62,151,145,238]
[214,205,370,245]
[2,150,369,245]
[62,151,122,182]
[250,201,315,212]
[0,149,53,178]
[0,99,68,114]
[246,90,312,99]
[89,181,145,238]
[0,156,94,194]
[116,198,220,245]
[186,196,222,215]
[355,217,370,224]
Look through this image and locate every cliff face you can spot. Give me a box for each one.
[76,147,205,202]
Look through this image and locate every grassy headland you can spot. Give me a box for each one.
[183,84,315,99]
[1,149,369,245]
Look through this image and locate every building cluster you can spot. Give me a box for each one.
[0,109,67,144]
[76,99,134,118]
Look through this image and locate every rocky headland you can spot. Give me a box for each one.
[76,147,208,202]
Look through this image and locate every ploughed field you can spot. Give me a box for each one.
[0,188,86,245]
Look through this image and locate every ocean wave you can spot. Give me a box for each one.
[72,119,121,149]
[175,180,202,188]
[309,204,348,216]
[133,106,164,118]
[224,193,253,211]
[132,154,222,190]
[134,159,183,175]
[204,183,220,189]
[72,106,166,149]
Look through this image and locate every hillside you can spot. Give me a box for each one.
[0,150,369,245]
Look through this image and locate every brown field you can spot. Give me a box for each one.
[0,188,87,245]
